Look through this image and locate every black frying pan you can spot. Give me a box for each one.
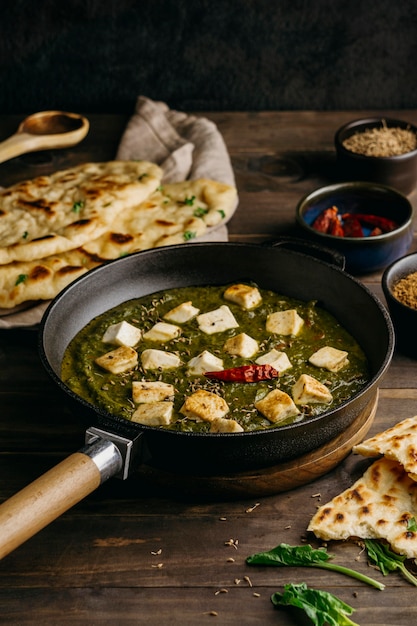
[0,241,394,559]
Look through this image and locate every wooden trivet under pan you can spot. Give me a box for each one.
[135,391,378,499]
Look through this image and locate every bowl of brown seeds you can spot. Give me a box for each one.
[382,252,417,357]
[335,117,417,195]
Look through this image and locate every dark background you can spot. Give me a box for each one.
[0,0,416,115]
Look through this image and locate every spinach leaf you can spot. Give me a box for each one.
[271,582,359,626]
[246,543,385,590]
[364,539,417,586]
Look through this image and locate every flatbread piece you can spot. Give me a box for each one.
[0,178,237,308]
[353,415,417,481]
[81,178,237,258]
[0,160,162,263]
[307,457,417,558]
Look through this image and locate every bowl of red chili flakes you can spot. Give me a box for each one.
[335,117,417,195]
[295,181,413,275]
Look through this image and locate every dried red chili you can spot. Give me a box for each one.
[342,215,364,237]
[310,205,398,238]
[341,213,398,233]
[204,364,279,382]
[328,216,345,237]
[311,206,341,234]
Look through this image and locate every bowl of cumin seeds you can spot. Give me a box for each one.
[382,252,417,357]
[335,117,417,195]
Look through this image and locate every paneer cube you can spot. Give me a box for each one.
[163,301,200,324]
[308,346,349,372]
[255,349,292,373]
[131,402,174,426]
[95,346,138,374]
[223,333,259,358]
[209,417,244,433]
[187,350,224,376]
[141,349,181,370]
[197,305,239,335]
[223,284,262,309]
[180,389,229,422]
[292,374,333,405]
[132,381,175,404]
[143,322,181,342]
[266,309,304,336]
[255,389,300,424]
[101,320,142,347]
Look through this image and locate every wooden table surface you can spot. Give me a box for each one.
[1,110,417,625]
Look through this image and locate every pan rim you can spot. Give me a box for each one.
[38,240,395,440]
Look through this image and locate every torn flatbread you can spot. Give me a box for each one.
[353,415,417,481]
[307,457,417,558]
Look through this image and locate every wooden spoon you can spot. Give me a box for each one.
[0,110,89,164]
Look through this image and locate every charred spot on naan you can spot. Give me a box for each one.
[155,220,176,227]
[109,233,135,244]
[57,264,89,277]
[77,249,111,264]
[30,265,52,281]
[28,263,85,282]
[16,198,59,214]
[72,218,94,228]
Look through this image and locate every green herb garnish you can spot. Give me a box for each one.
[138,173,149,181]
[193,207,208,218]
[184,195,195,206]
[246,543,384,590]
[271,582,359,626]
[183,231,196,241]
[218,209,226,219]
[364,538,417,586]
[15,274,28,286]
[22,231,28,240]
[407,516,417,532]
[72,200,85,213]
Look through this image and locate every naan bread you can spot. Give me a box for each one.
[0,178,237,308]
[353,416,417,481]
[0,160,162,263]
[0,250,98,307]
[307,458,417,558]
[81,178,237,258]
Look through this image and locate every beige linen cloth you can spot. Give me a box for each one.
[0,96,237,328]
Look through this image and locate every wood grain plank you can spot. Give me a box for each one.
[1,111,417,624]
[5,585,414,626]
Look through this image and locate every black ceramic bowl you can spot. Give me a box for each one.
[382,252,417,358]
[296,182,414,275]
[335,117,417,195]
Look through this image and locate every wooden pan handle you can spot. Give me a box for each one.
[0,439,122,560]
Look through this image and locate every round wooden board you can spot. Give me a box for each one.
[135,392,378,499]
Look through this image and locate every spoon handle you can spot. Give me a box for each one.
[0,121,89,164]
[0,132,45,164]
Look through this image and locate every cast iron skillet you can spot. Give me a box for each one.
[0,241,394,559]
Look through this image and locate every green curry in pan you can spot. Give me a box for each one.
[61,283,369,433]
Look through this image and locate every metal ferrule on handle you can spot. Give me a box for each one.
[81,437,123,483]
